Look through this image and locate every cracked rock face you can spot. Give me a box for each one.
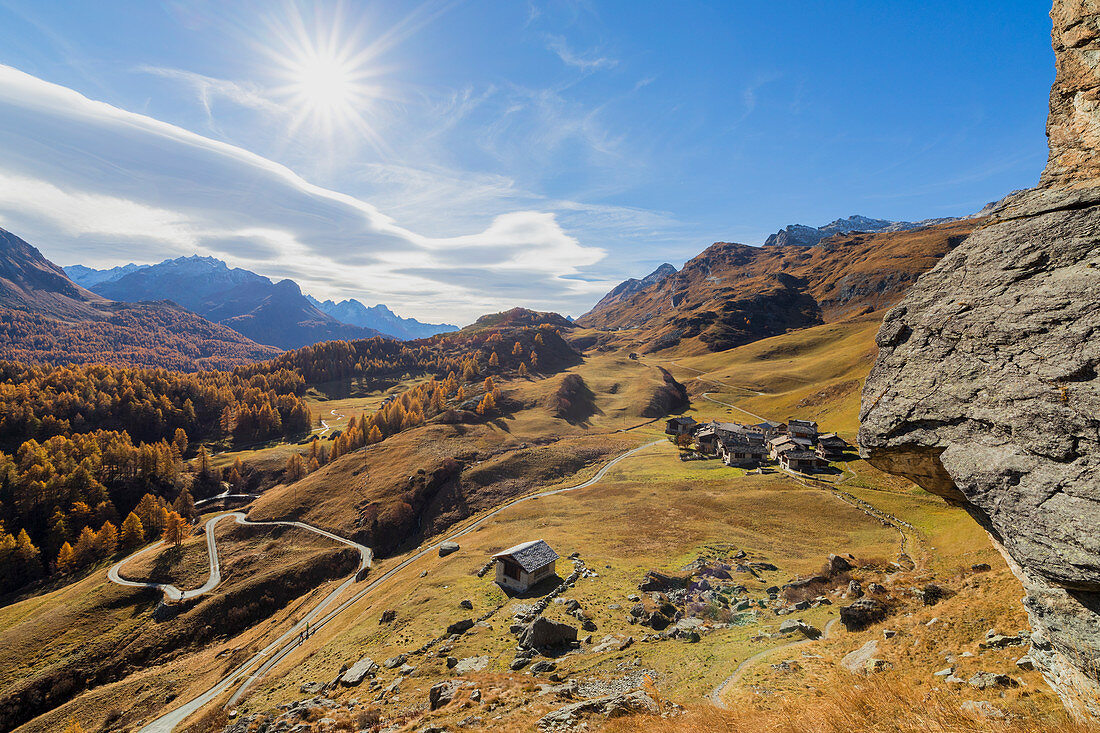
[861,0,1100,717]
[1043,0,1100,187]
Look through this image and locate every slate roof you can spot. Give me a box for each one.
[493,539,560,573]
[783,450,820,461]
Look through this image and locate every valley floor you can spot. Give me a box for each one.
[4,317,1091,733]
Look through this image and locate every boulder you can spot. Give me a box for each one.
[968,672,1019,690]
[847,580,864,598]
[340,657,380,686]
[459,599,473,610]
[530,660,557,674]
[454,656,489,674]
[828,554,853,574]
[429,680,459,710]
[840,640,879,675]
[537,690,659,731]
[518,617,578,649]
[917,583,948,606]
[858,3,1100,715]
[638,570,688,592]
[980,634,1029,650]
[439,541,460,557]
[299,681,324,694]
[778,619,821,639]
[447,618,475,635]
[379,609,396,624]
[839,598,887,632]
[383,654,407,670]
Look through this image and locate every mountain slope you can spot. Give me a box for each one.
[763,214,959,247]
[308,296,458,339]
[589,263,677,314]
[86,256,382,349]
[577,219,980,354]
[0,228,280,370]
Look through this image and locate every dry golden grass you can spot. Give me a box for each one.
[607,676,1098,733]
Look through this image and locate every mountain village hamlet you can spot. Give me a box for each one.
[0,2,1095,733]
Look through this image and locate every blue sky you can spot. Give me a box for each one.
[0,0,1053,323]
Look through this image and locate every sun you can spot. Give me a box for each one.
[287,50,360,119]
[263,7,388,144]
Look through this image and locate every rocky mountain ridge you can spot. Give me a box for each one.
[762,214,959,248]
[860,0,1100,718]
[75,256,382,349]
[0,228,280,370]
[576,220,979,354]
[307,296,457,340]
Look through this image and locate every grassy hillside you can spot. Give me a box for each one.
[577,219,980,356]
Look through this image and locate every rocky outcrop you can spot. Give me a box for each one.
[860,1,1100,718]
[1042,0,1100,186]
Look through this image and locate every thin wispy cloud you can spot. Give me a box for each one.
[0,63,611,322]
[545,35,617,72]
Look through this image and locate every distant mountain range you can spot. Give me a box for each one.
[306,296,457,340]
[66,258,455,346]
[0,228,280,370]
[588,262,677,314]
[66,256,380,350]
[578,218,981,353]
[762,214,958,248]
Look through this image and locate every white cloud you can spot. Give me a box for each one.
[0,63,612,323]
[546,35,617,73]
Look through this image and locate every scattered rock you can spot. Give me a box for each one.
[980,633,1029,650]
[968,672,1019,690]
[299,681,324,694]
[439,541,460,557]
[459,599,473,610]
[841,640,879,675]
[530,660,557,674]
[340,657,380,686]
[379,609,396,624]
[840,598,887,631]
[638,571,688,592]
[883,629,898,639]
[867,659,894,673]
[1017,656,1036,671]
[429,680,459,710]
[447,619,475,636]
[970,563,992,573]
[454,656,489,674]
[383,654,407,670]
[848,580,864,598]
[933,667,955,677]
[829,554,853,574]
[537,690,659,731]
[518,617,579,649]
[778,619,821,639]
[510,657,531,671]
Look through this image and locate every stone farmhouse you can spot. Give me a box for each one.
[492,539,560,593]
[676,415,849,473]
[665,416,698,436]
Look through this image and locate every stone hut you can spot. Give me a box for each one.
[492,539,560,593]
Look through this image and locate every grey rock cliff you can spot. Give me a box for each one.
[860,0,1100,717]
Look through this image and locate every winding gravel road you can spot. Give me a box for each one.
[126,439,662,731]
